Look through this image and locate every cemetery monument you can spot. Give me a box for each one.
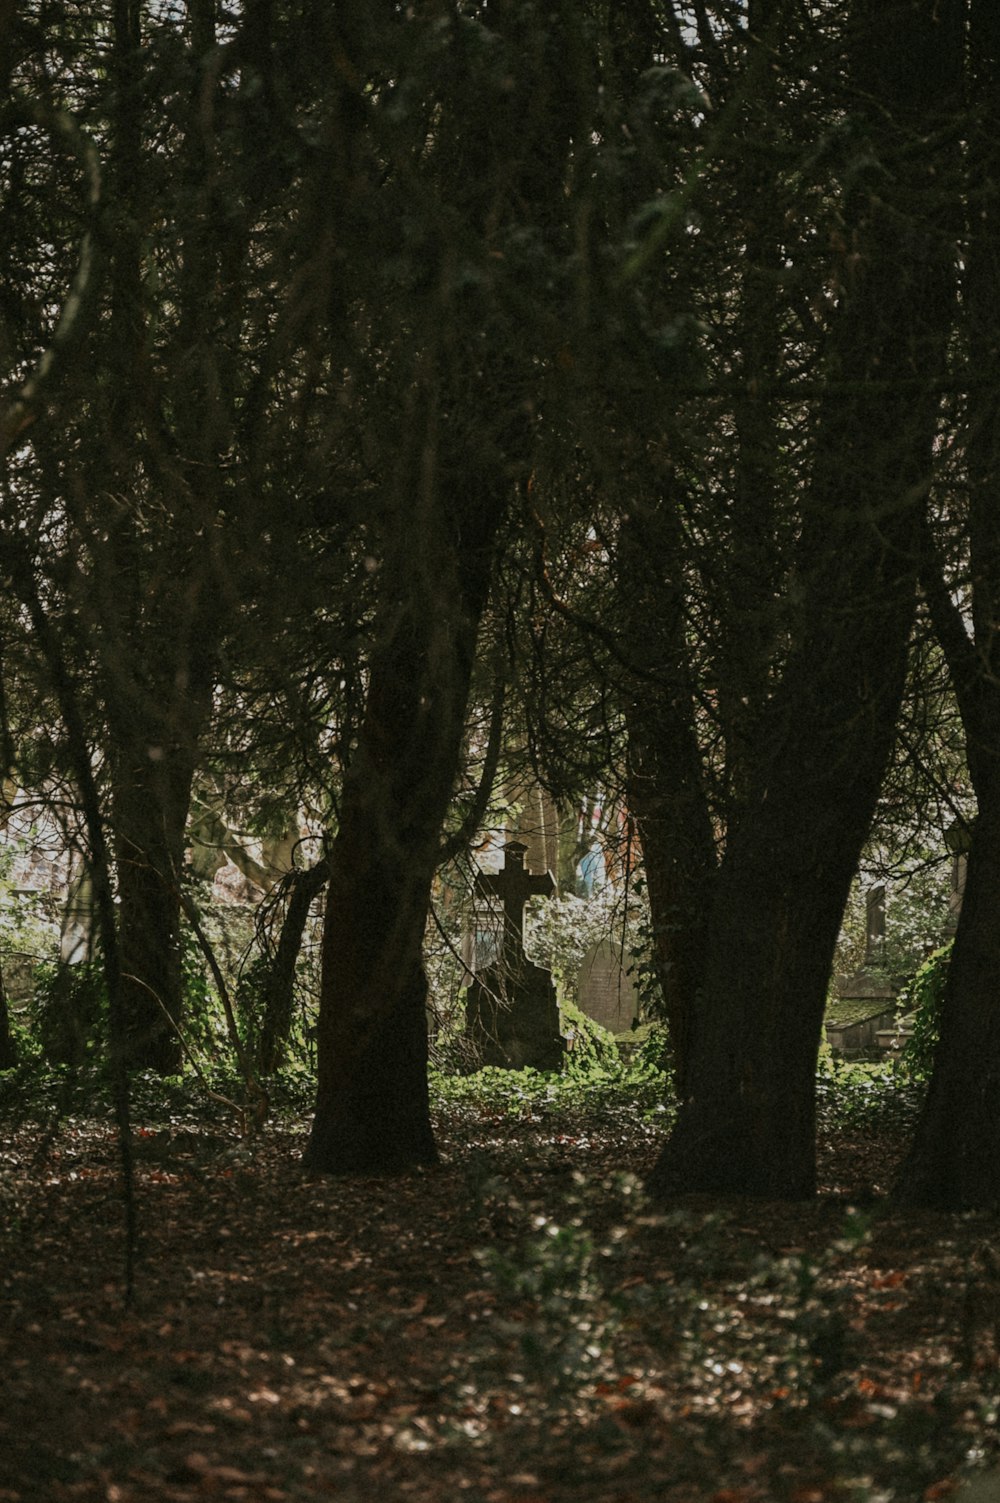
[464,841,563,1071]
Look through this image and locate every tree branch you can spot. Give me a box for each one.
[0,101,101,458]
[438,672,506,865]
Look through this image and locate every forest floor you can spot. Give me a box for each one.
[3,1087,1000,1503]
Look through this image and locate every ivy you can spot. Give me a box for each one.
[895,940,952,1083]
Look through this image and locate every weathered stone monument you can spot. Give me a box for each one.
[828,883,897,1058]
[864,883,887,969]
[464,841,563,1071]
[577,940,639,1034]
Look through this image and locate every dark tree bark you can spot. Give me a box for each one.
[620,504,716,1099]
[302,4,583,1174]
[303,497,504,1174]
[91,0,242,1071]
[111,734,204,1074]
[893,0,1000,1210]
[0,967,17,1070]
[612,3,785,1096]
[648,0,962,1199]
[893,774,1000,1210]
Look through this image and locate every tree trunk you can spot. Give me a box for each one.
[648,0,961,1199]
[620,505,716,1098]
[0,966,16,1070]
[894,775,1000,1210]
[112,741,200,1074]
[303,512,502,1174]
[650,638,914,1197]
[893,0,1000,1210]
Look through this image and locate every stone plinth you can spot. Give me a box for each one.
[465,961,563,1072]
[463,841,563,1071]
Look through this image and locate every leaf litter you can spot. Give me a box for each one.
[2,1101,999,1502]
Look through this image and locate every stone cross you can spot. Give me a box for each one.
[475,841,554,974]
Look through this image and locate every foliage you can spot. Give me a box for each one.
[31,956,107,1068]
[429,1052,670,1126]
[560,994,620,1071]
[8,1095,1000,1502]
[472,1186,619,1390]
[621,876,667,1020]
[834,851,953,984]
[895,941,952,1084]
[23,881,257,1085]
[815,1049,924,1136]
[527,888,654,1018]
[423,899,470,1030]
[0,830,63,1010]
[0,0,991,1197]
[624,1021,675,1078]
[526,890,617,981]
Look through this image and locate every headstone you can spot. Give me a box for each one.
[577,940,639,1033]
[831,883,897,1057]
[464,842,563,1071]
[864,884,886,968]
[59,865,94,965]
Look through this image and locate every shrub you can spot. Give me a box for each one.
[815,1049,922,1134]
[896,940,951,1083]
[33,958,108,1068]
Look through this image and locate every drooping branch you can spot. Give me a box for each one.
[0,101,101,458]
[918,517,982,744]
[437,671,506,865]
[0,537,135,1299]
[255,854,331,1073]
[177,883,269,1131]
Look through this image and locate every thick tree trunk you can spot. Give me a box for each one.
[894,775,1000,1210]
[301,1,598,1173]
[896,549,1000,1211]
[305,969,435,1172]
[303,515,500,1174]
[112,742,200,1075]
[620,507,716,1098]
[893,2,1000,1209]
[650,634,913,1197]
[0,967,17,1070]
[648,0,961,1199]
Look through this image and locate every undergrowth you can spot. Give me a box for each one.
[2,1027,929,1151]
[815,1050,924,1135]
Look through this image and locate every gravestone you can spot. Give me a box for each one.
[864,884,886,968]
[464,841,563,1071]
[577,940,639,1034]
[829,882,897,1058]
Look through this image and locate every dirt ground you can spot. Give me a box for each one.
[2,1100,999,1503]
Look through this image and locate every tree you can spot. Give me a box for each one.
[3,0,345,1072]
[893,0,1000,1211]
[531,0,961,1197]
[645,0,963,1198]
[303,1,600,1172]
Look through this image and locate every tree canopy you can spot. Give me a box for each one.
[1,0,999,1214]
